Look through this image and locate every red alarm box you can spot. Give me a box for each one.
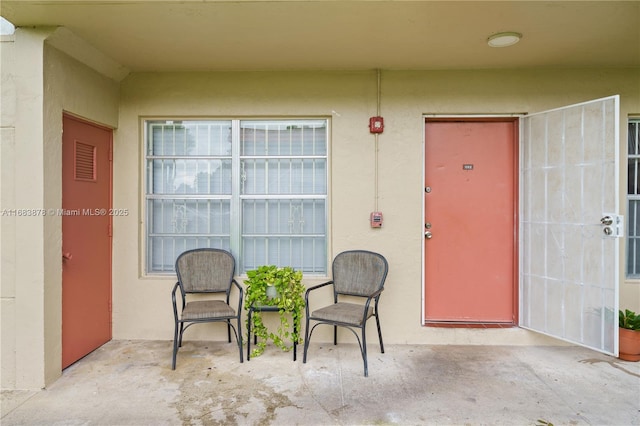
[369,116,384,133]
[370,211,383,228]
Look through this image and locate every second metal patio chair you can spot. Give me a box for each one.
[303,250,389,376]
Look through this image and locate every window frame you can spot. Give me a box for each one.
[142,117,330,277]
[626,117,640,279]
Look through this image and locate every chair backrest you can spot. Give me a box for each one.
[332,250,388,297]
[175,248,235,293]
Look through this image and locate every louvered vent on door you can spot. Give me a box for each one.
[75,141,96,181]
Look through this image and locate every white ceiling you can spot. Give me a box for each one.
[2,0,639,73]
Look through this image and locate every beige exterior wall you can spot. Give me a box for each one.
[0,27,20,391]
[2,27,639,391]
[113,69,640,347]
[0,28,119,390]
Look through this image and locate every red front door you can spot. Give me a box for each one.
[424,119,517,323]
[62,114,112,368]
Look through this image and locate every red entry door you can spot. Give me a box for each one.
[62,114,112,368]
[424,119,517,323]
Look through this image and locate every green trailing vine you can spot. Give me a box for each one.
[244,265,305,357]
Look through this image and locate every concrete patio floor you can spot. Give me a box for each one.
[2,340,639,425]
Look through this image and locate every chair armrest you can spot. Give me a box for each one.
[304,280,334,315]
[368,287,384,300]
[231,278,244,314]
[363,287,384,307]
[304,280,333,298]
[171,282,183,320]
[360,287,385,322]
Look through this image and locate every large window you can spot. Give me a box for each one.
[145,119,328,275]
[627,119,640,277]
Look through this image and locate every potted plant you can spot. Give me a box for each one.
[244,265,305,357]
[619,309,640,361]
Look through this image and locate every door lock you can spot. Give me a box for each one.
[425,231,432,239]
[600,214,624,238]
[601,216,613,226]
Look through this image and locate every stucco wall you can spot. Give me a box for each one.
[1,28,50,391]
[113,69,640,347]
[3,26,639,390]
[41,43,119,387]
[0,28,19,390]
[0,28,119,390]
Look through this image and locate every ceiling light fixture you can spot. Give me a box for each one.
[487,32,522,48]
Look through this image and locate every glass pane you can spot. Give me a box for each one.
[241,159,326,195]
[627,199,640,277]
[628,122,638,155]
[241,198,326,274]
[150,159,232,195]
[628,159,638,195]
[148,235,231,274]
[147,198,231,273]
[149,199,230,235]
[242,199,326,235]
[242,236,326,273]
[149,121,232,156]
[240,120,327,156]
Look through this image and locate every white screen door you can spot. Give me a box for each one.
[520,95,620,356]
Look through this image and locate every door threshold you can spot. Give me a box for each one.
[424,321,515,329]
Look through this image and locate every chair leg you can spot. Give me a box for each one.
[375,312,385,353]
[333,325,338,345]
[247,309,252,361]
[227,320,232,343]
[293,319,297,361]
[236,317,244,363]
[303,316,311,363]
[172,320,180,370]
[361,324,369,377]
[178,322,185,347]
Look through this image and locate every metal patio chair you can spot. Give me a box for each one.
[171,248,244,369]
[303,250,389,376]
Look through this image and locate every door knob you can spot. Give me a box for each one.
[601,216,613,226]
[425,231,432,239]
[62,252,73,261]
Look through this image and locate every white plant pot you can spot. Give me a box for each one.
[266,285,278,299]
